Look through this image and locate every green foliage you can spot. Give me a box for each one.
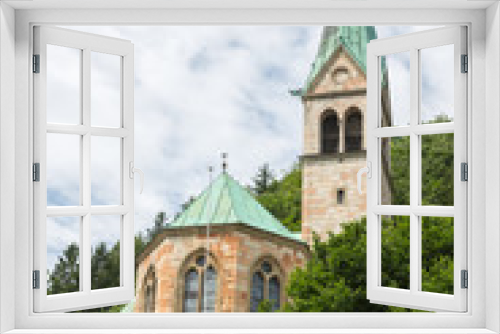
[421,133,454,206]
[91,242,120,291]
[257,299,275,312]
[285,120,454,312]
[254,164,302,232]
[285,219,387,312]
[47,243,79,296]
[48,117,454,313]
[390,131,453,207]
[387,136,410,205]
[80,242,122,313]
[252,163,276,195]
[48,221,154,313]
[381,216,410,290]
[284,218,439,312]
[421,217,454,294]
[135,233,148,260]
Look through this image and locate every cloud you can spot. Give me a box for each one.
[45,25,450,275]
[46,25,321,272]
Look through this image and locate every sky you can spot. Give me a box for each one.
[45,25,452,276]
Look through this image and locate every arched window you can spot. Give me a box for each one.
[202,266,217,312]
[321,111,339,154]
[183,269,199,312]
[180,252,219,312]
[145,285,154,313]
[142,266,156,313]
[345,108,363,152]
[250,272,264,312]
[249,258,283,312]
[268,276,281,312]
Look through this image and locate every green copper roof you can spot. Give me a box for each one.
[169,172,303,243]
[302,26,387,95]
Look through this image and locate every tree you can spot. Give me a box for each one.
[148,211,168,241]
[49,219,157,313]
[283,118,454,312]
[255,164,302,232]
[47,243,80,296]
[91,242,120,291]
[284,215,453,312]
[252,163,276,195]
[135,233,148,260]
[257,299,275,312]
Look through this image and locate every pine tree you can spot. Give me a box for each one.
[252,163,276,195]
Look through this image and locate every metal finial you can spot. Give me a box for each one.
[221,153,228,172]
[208,166,214,183]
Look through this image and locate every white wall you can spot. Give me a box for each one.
[0,2,16,333]
[486,2,500,333]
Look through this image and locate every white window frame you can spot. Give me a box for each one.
[366,26,467,312]
[33,26,136,312]
[0,3,498,334]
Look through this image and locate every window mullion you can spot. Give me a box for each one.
[82,48,91,209]
[409,47,420,294]
[82,48,92,293]
[198,270,204,312]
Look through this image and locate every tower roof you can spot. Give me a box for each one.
[169,172,304,243]
[301,26,386,95]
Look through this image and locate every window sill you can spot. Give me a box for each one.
[4,329,496,334]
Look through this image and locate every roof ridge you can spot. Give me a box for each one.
[207,173,230,226]
[225,173,246,224]
[226,173,288,235]
[169,172,302,243]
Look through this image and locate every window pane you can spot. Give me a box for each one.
[184,269,199,312]
[345,108,363,152]
[145,285,155,313]
[201,267,217,312]
[321,110,339,154]
[381,137,410,205]
[380,51,410,127]
[250,272,264,312]
[91,215,121,290]
[47,133,80,206]
[420,45,454,124]
[269,276,280,311]
[91,52,121,128]
[381,215,410,290]
[421,217,454,294]
[47,216,80,295]
[91,136,121,205]
[196,256,206,267]
[421,133,454,206]
[47,45,81,125]
[261,261,272,273]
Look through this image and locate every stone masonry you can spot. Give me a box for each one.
[134,225,309,313]
[301,46,391,245]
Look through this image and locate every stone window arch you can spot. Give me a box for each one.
[249,256,284,312]
[321,110,340,154]
[177,249,220,312]
[345,107,363,152]
[142,265,157,313]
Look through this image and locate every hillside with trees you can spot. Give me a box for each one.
[278,126,454,312]
[48,120,453,313]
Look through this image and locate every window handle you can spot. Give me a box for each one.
[129,162,144,194]
[357,161,371,194]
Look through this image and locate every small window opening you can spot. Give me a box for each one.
[337,189,346,205]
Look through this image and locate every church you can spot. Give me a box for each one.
[132,26,392,313]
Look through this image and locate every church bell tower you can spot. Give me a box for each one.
[298,26,392,245]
